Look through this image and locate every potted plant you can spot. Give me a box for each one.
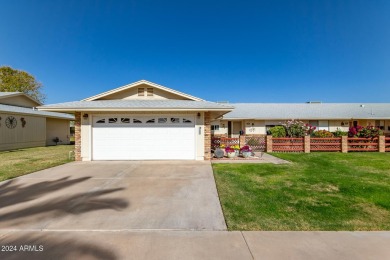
[240,145,252,158]
[231,145,240,156]
[225,146,236,158]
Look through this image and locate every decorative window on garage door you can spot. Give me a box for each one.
[94,116,195,126]
[121,118,130,123]
[108,118,118,123]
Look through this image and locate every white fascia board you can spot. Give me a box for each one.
[82,80,204,102]
[38,108,233,112]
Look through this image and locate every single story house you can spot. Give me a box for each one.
[212,103,390,137]
[38,80,390,161]
[0,92,74,151]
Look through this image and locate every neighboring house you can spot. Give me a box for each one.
[212,103,390,137]
[38,80,390,161]
[0,92,74,151]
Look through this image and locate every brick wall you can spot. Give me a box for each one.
[204,112,211,160]
[74,112,81,161]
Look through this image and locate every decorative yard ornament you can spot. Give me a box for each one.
[21,117,26,127]
[5,116,17,129]
[214,148,225,158]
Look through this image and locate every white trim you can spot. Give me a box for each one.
[38,108,233,112]
[88,114,92,161]
[82,80,204,102]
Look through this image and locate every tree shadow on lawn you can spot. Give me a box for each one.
[0,177,129,225]
[0,233,117,260]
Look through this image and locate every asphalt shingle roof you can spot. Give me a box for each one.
[39,100,234,110]
[0,104,74,120]
[223,103,390,120]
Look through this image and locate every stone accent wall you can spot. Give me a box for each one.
[74,112,81,161]
[204,112,211,160]
[266,135,273,152]
[304,136,311,153]
[341,136,348,153]
[379,136,385,152]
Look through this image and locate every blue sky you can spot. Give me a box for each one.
[0,0,389,104]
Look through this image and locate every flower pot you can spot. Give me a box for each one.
[235,150,239,156]
[227,152,236,158]
[214,148,224,158]
[242,151,252,158]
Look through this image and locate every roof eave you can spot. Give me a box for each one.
[38,107,234,112]
[0,109,74,120]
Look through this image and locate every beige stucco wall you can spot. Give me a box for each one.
[329,120,350,132]
[195,112,205,160]
[0,113,46,151]
[385,121,390,134]
[210,120,228,135]
[0,95,40,107]
[46,118,71,146]
[98,84,189,100]
[243,120,266,135]
[79,111,205,161]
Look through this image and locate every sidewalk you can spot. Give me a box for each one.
[0,230,389,259]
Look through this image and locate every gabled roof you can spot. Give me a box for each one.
[82,80,204,101]
[0,91,42,106]
[38,100,234,112]
[0,104,74,120]
[222,103,390,120]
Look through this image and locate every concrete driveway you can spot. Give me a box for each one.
[1,162,390,259]
[0,161,226,231]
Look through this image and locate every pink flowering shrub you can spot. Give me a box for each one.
[240,145,252,153]
[283,119,314,137]
[348,125,383,138]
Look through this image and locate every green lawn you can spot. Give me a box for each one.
[213,153,390,231]
[0,145,74,182]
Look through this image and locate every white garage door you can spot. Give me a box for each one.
[92,115,196,160]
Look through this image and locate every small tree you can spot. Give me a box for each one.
[0,66,45,103]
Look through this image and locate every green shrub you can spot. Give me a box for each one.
[312,130,334,138]
[269,126,286,137]
[333,128,348,137]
